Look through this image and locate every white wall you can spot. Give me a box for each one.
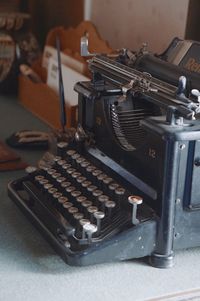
[89,0,189,53]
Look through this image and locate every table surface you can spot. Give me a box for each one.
[1,95,200,301]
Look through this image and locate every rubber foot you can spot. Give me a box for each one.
[149,252,174,269]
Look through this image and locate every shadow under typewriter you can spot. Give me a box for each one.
[8,147,156,266]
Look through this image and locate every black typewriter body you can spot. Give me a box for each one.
[8,38,200,268]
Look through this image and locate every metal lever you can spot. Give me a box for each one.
[191,89,200,103]
[128,195,143,225]
[176,76,187,101]
[118,80,135,102]
[80,35,97,57]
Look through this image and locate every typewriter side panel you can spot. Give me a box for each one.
[172,139,200,250]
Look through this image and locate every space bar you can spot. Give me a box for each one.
[23,181,74,236]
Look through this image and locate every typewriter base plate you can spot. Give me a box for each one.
[8,180,158,266]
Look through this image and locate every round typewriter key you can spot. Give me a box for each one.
[76,196,87,204]
[73,212,84,229]
[73,212,84,221]
[52,172,61,179]
[66,186,76,193]
[92,189,103,197]
[56,176,66,183]
[109,183,119,191]
[61,181,71,188]
[82,180,92,188]
[26,166,37,174]
[68,207,79,215]
[105,200,116,217]
[39,179,49,186]
[71,153,80,168]
[67,168,76,175]
[103,177,113,185]
[62,163,71,170]
[44,183,53,190]
[57,141,68,149]
[88,206,98,214]
[72,153,80,160]
[71,190,82,198]
[102,177,114,193]
[97,173,107,181]
[108,183,119,197]
[58,196,68,204]
[71,171,81,184]
[128,195,143,225]
[79,219,90,239]
[79,218,90,226]
[92,169,102,177]
[86,165,96,173]
[53,156,62,162]
[98,195,109,202]
[115,187,125,196]
[82,200,93,216]
[40,165,49,171]
[47,168,56,175]
[35,175,44,181]
[87,185,97,193]
[114,187,126,207]
[80,161,90,175]
[53,192,62,200]
[63,202,73,209]
[83,223,97,243]
[57,142,68,156]
[82,200,93,209]
[57,159,66,166]
[80,161,90,168]
[48,187,58,194]
[77,176,86,184]
[76,157,85,165]
[98,195,109,210]
[92,190,103,204]
[72,171,81,179]
[87,205,98,222]
[94,211,105,234]
[66,149,76,156]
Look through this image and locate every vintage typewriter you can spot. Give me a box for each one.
[8,37,200,268]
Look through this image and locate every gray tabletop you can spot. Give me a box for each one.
[0,95,200,301]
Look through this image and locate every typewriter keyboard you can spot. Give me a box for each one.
[12,146,150,253]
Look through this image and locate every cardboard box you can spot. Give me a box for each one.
[18,21,112,129]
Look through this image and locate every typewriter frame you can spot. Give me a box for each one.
[8,38,200,268]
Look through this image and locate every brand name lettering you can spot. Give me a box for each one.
[184,57,200,73]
